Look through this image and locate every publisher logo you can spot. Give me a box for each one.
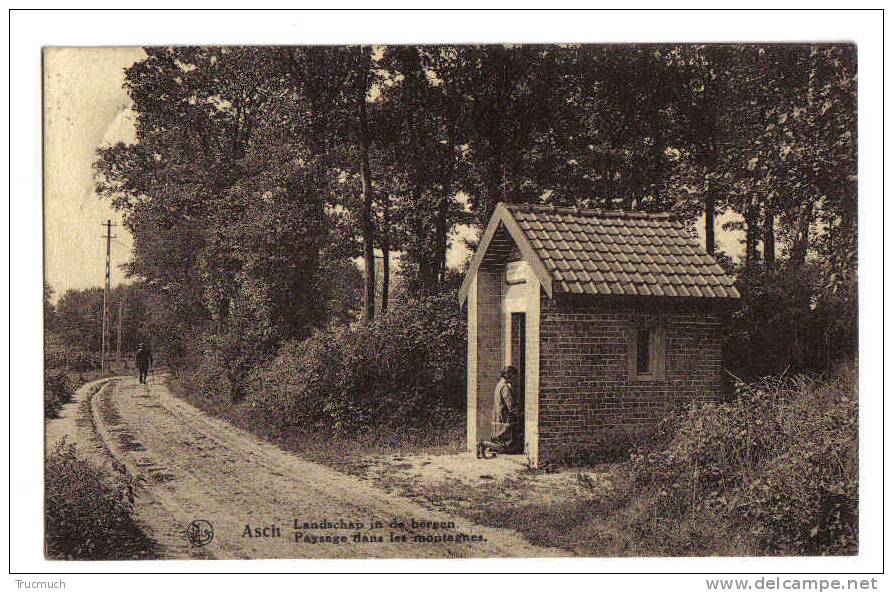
[187,519,214,547]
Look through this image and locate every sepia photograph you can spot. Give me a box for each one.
[38,39,861,562]
[10,8,881,580]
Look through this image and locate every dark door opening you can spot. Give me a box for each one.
[510,312,526,448]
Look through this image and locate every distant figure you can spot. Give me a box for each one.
[477,366,521,459]
[135,342,153,384]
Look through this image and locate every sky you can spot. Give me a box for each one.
[43,47,145,298]
[42,46,741,300]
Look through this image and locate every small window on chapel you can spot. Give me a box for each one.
[636,328,652,374]
[629,324,663,379]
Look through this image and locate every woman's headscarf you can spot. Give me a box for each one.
[500,365,519,383]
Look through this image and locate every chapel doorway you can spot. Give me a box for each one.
[510,311,526,446]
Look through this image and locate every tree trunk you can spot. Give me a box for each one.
[434,140,457,286]
[789,201,813,268]
[356,49,376,321]
[486,156,503,219]
[744,199,760,270]
[434,196,449,285]
[381,194,390,313]
[763,201,776,270]
[744,227,755,271]
[705,190,716,255]
[789,49,818,271]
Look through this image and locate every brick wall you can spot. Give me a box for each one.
[537,296,725,462]
[475,269,503,442]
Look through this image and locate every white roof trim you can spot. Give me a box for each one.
[458,203,554,305]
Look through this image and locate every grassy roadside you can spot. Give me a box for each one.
[367,458,640,556]
[371,364,857,557]
[166,373,465,476]
[44,369,158,560]
[45,439,158,560]
[368,464,751,556]
[44,368,129,419]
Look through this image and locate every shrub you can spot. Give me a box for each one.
[65,350,101,372]
[45,334,100,374]
[725,265,858,380]
[249,292,466,435]
[45,440,156,559]
[629,363,858,555]
[196,299,278,402]
[738,367,858,554]
[44,370,72,419]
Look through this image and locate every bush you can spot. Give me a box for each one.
[44,370,73,419]
[195,295,280,402]
[725,265,858,380]
[61,350,101,373]
[45,334,100,374]
[249,292,466,435]
[737,367,858,554]
[45,440,156,559]
[629,363,858,555]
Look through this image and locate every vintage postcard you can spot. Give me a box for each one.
[41,42,858,562]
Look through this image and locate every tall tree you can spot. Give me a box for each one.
[355,48,377,320]
[96,47,337,391]
[374,46,472,293]
[286,46,381,319]
[660,45,742,254]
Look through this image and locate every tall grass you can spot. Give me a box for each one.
[45,440,156,559]
[44,370,73,419]
[624,362,858,555]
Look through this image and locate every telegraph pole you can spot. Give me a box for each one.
[100,220,116,373]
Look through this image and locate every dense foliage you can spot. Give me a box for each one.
[629,363,857,555]
[724,264,858,378]
[45,440,156,559]
[51,283,153,358]
[44,333,98,419]
[248,292,466,434]
[44,370,73,419]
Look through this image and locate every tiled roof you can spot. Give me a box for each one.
[504,203,740,299]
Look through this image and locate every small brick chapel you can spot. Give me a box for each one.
[458,203,740,466]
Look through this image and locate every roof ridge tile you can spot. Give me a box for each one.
[502,201,680,222]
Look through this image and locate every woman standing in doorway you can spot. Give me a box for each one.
[477,366,521,458]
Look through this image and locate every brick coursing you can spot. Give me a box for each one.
[537,295,725,461]
[475,270,503,440]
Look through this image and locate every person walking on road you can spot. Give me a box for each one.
[135,342,153,384]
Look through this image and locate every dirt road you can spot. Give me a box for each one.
[46,375,558,559]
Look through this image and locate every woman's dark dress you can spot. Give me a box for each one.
[486,377,520,453]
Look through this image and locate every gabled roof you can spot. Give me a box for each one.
[458,202,740,304]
